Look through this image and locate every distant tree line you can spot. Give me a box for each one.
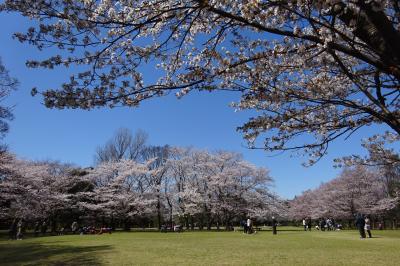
[288,163,400,229]
[1,128,398,232]
[0,129,285,232]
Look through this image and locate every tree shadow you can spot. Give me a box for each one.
[0,242,110,266]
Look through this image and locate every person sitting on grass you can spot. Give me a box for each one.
[174,224,182,232]
[98,227,112,234]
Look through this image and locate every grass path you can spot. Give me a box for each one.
[1,229,399,265]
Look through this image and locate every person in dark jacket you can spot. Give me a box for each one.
[355,214,366,239]
[320,218,326,231]
[41,220,48,236]
[8,219,17,240]
[307,218,312,231]
[272,217,277,235]
[241,219,248,234]
[34,221,40,237]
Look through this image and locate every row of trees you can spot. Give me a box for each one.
[1,0,399,232]
[0,131,285,231]
[289,163,400,227]
[1,130,399,231]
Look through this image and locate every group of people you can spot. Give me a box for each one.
[316,218,339,231]
[8,216,377,240]
[303,217,339,231]
[242,218,255,234]
[301,215,373,239]
[8,219,25,240]
[160,224,183,232]
[78,225,113,235]
[8,219,112,240]
[302,218,312,231]
[241,217,277,235]
[355,214,372,239]
[33,221,50,237]
[70,221,113,235]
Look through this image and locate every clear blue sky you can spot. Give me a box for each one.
[0,12,386,199]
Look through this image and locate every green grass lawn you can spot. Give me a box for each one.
[1,228,400,265]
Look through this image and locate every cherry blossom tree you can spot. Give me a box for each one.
[289,189,317,220]
[141,145,169,229]
[289,165,397,225]
[1,147,284,229]
[0,157,84,231]
[165,149,280,229]
[83,159,156,229]
[163,147,193,227]
[335,132,400,215]
[1,0,399,162]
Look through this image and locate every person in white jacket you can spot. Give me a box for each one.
[247,218,252,234]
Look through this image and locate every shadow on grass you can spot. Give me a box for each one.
[0,242,110,266]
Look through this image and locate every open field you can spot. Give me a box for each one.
[1,228,400,265]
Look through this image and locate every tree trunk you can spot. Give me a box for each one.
[190,216,195,230]
[206,215,212,231]
[157,193,162,230]
[110,214,115,231]
[50,215,57,235]
[123,217,130,231]
[199,216,204,231]
[224,213,232,231]
[185,216,189,230]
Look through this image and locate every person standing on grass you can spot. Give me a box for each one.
[8,219,17,240]
[247,217,252,234]
[378,222,383,230]
[34,221,40,237]
[326,218,331,231]
[241,219,248,234]
[272,217,277,235]
[364,217,372,238]
[16,219,24,240]
[320,219,325,231]
[302,218,306,231]
[41,220,48,236]
[355,214,366,239]
[307,218,312,231]
[71,221,78,234]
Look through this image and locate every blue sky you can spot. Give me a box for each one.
[0,12,385,199]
